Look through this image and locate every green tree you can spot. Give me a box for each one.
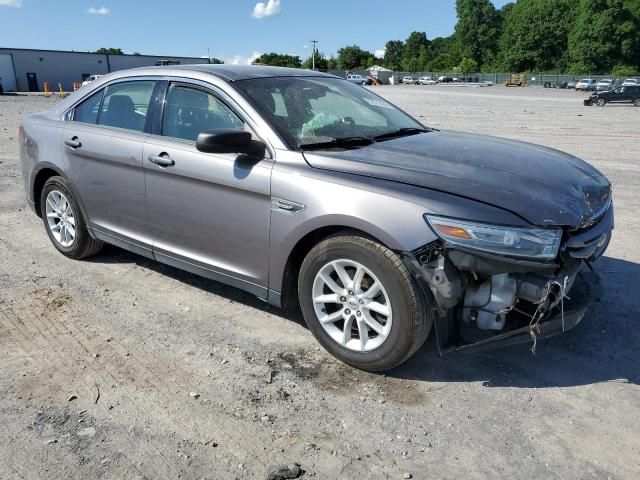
[623,0,640,18]
[568,0,640,73]
[210,57,224,64]
[383,40,404,70]
[455,0,502,67]
[302,51,330,70]
[253,53,302,68]
[95,48,124,55]
[612,64,638,77]
[427,36,462,71]
[458,57,479,74]
[336,45,374,70]
[402,31,430,71]
[499,0,576,72]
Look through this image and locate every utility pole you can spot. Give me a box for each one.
[310,40,318,70]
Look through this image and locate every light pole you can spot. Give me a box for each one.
[310,40,318,70]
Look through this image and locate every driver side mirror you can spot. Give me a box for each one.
[196,129,266,158]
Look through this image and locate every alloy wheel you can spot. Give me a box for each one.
[45,190,76,248]
[312,259,392,352]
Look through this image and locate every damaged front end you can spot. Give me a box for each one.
[403,206,613,354]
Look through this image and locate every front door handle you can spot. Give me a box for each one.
[148,154,175,167]
[64,138,81,149]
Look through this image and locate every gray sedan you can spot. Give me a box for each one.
[20,65,613,371]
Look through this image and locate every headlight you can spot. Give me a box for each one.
[425,215,562,260]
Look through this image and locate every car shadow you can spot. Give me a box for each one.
[87,244,305,326]
[88,247,640,388]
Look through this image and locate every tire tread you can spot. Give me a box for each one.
[299,232,432,371]
[41,176,103,260]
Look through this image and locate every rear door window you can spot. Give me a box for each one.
[73,89,104,124]
[98,81,155,132]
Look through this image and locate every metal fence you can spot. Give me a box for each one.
[328,69,638,85]
[391,72,638,85]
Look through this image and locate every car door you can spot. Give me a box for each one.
[62,79,158,255]
[625,86,639,103]
[608,87,626,103]
[143,81,273,296]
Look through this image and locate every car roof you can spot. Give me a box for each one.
[133,64,338,82]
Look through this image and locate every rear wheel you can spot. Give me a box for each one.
[634,98,640,107]
[40,176,103,259]
[596,98,607,107]
[298,233,432,371]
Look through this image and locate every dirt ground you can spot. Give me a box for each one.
[0,85,638,480]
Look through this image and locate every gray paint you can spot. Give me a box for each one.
[20,65,613,307]
[303,130,611,228]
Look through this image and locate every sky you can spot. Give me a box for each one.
[0,0,511,63]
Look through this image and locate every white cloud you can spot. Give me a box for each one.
[230,51,262,65]
[0,0,22,7]
[375,48,386,58]
[87,6,110,15]
[251,0,281,19]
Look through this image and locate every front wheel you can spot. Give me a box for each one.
[596,98,607,107]
[298,233,432,371]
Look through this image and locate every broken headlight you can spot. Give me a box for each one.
[424,215,562,260]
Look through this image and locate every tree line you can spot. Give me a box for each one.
[253,0,640,75]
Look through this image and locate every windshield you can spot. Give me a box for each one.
[235,76,424,149]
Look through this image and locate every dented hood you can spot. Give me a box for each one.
[303,131,611,227]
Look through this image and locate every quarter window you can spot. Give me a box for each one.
[73,89,103,124]
[98,81,155,132]
[162,84,244,142]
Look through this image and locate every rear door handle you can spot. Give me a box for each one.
[148,154,175,167]
[64,138,81,149]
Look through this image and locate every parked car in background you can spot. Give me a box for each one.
[587,85,640,107]
[437,76,453,83]
[567,80,578,89]
[546,81,568,89]
[596,79,613,91]
[621,78,638,87]
[402,76,416,85]
[346,74,367,86]
[575,79,597,91]
[81,75,102,87]
[418,76,435,85]
[19,65,613,371]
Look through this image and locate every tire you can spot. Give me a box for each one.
[596,98,607,107]
[298,233,432,371]
[634,98,640,107]
[40,176,103,259]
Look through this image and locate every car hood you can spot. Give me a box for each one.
[303,131,611,227]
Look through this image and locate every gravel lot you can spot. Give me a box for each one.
[1,85,638,480]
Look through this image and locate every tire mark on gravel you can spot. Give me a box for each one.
[0,306,173,480]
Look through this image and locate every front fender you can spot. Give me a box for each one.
[268,155,438,294]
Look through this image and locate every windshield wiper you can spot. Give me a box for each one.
[299,136,375,151]
[373,127,429,141]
